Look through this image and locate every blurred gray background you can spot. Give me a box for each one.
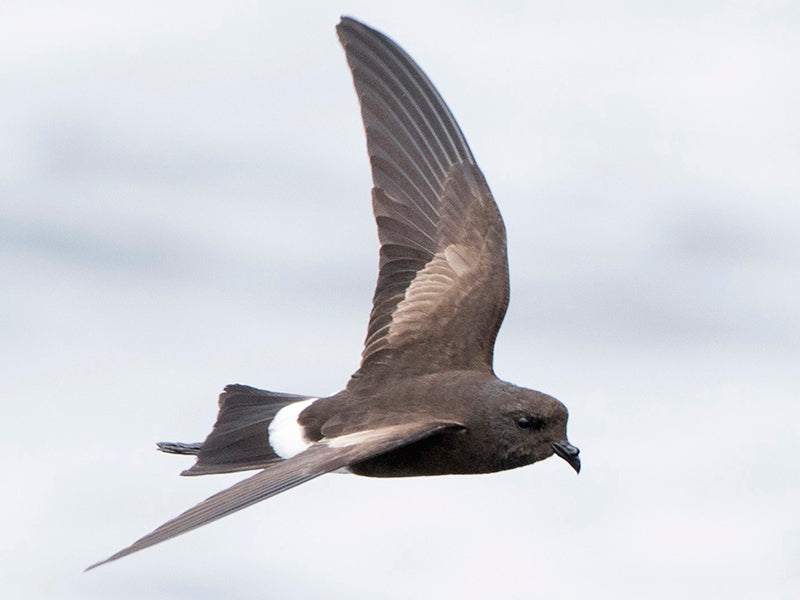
[2,1,798,598]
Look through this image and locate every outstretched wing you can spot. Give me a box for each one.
[338,17,510,380]
[86,420,460,570]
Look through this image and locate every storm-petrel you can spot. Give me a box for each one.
[88,16,580,570]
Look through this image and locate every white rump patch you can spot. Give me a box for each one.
[268,398,318,458]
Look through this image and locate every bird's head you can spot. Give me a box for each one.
[484,383,580,474]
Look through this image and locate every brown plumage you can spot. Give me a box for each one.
[87,16,579,571]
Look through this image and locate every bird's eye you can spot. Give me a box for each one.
[516,416,544,431]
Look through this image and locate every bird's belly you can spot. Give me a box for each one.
[347,430,500,478]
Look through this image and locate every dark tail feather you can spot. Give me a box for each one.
[161,384,313,477]
[157,441,201,455]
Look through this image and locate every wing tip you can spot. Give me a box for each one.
[336,15,359,42]
[84,551,123,572]
[336,16,389,50]
[338,15,364,31]
[84,561,103,573]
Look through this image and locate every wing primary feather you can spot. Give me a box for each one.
[87,421,461,571]
[348,47,450,183]
[359,76,445,203]
[338,17,474,168]
[86,467,317,571]
[370,157,439,230]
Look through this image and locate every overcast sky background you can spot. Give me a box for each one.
[2,1,798,598]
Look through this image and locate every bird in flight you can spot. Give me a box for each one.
[88,16,580,571]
